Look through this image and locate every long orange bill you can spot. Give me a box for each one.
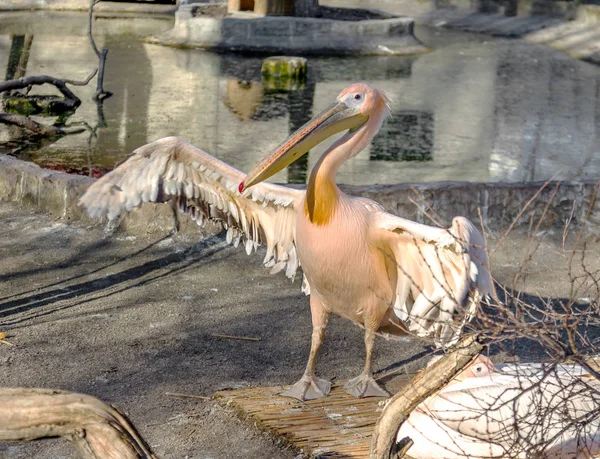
[239,100,368,192]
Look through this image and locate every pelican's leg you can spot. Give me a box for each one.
[344,328,390,398]
[169,200,180,235]
[280,297,331,401]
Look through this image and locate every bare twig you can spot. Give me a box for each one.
[88,0,102,58]
[489,175,558,259]
[63,68,98,87]
[165,392,211,401]
[213,334,261,342]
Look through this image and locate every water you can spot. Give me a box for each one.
[0,11,599,185]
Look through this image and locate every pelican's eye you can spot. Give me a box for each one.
[471,363,489,377]
[354,93,362,100]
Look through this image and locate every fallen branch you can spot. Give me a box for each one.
[0,74,84,111]
[369,335,486,459]
[0,73,92,135]
[0,388,157,459]
[0,113,85,136]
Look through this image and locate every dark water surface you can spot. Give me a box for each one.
[0,11,598,185]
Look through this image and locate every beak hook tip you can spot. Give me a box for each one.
[238,181,245,194]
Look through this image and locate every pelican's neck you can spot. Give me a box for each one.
[304,123,375,226]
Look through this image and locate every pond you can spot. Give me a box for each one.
[0,10,599,185]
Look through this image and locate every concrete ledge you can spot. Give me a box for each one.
[345,181,600,231]
[147,14,428,55]
[0,155,216,236]
[1,154,598,237]
[0,154,92,221]
[0,0,177,14]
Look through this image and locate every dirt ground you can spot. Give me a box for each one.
[0,200,598,458]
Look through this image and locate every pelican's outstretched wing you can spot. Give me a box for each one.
[79,137,304,279]
[374,210,494,347]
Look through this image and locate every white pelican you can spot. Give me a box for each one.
[79,83,493,400]
[397,355,600,458]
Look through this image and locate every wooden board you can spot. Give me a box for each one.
[215,376,413,458]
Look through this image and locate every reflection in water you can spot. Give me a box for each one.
[476,0,517,15]
[286,81,315,184]
[6,34,33,80]
[0,12,598,185]
[371,111,434,162]
[97,35,152,157]
[225,80,265,121]
[223,78,315,183]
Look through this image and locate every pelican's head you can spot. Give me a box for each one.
[239,83,391,192]
[453,355,495,383]
[426,354,496,386]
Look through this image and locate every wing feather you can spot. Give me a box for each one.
[410,368,600,457]
[375,211,494,347]
[79,136,304,279]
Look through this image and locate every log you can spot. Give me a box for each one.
[0,75,83,109]
[0,388,157,459]
[369,335,486,459]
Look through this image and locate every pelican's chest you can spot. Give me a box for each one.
[296,197,380,299]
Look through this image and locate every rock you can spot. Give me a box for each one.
[4,95,76,116]
[261,56,307,91]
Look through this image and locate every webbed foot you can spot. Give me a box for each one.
[344,374,389,398]
[280,374,331,401]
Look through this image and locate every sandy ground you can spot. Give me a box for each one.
[0,200,598,458]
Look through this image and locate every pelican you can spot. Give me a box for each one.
[397,355,600,458]
[79,83,493,400]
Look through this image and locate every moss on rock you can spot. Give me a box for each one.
[261,56,307,92]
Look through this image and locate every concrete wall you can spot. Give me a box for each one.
[0,0,177,13]
[1,154,598,238]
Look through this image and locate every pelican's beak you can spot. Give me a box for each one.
[239,100,368,192]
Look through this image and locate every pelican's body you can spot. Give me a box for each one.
[80,83,494,400]
[298,196,396,327]
[397,355,600,458]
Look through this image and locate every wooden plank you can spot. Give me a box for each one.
[215,378,412,458]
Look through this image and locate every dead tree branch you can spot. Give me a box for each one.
[64,69,99,87]
[369,335,486,459]
[0,388,158,459]
[0,71,97,93]
[88,0,112,101]
[0,20,99,136]
[0,75,83,110]
[0,113,85,136]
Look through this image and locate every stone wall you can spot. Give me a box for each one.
[1,154,597,238]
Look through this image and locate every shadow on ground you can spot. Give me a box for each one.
[1,201,598,458]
